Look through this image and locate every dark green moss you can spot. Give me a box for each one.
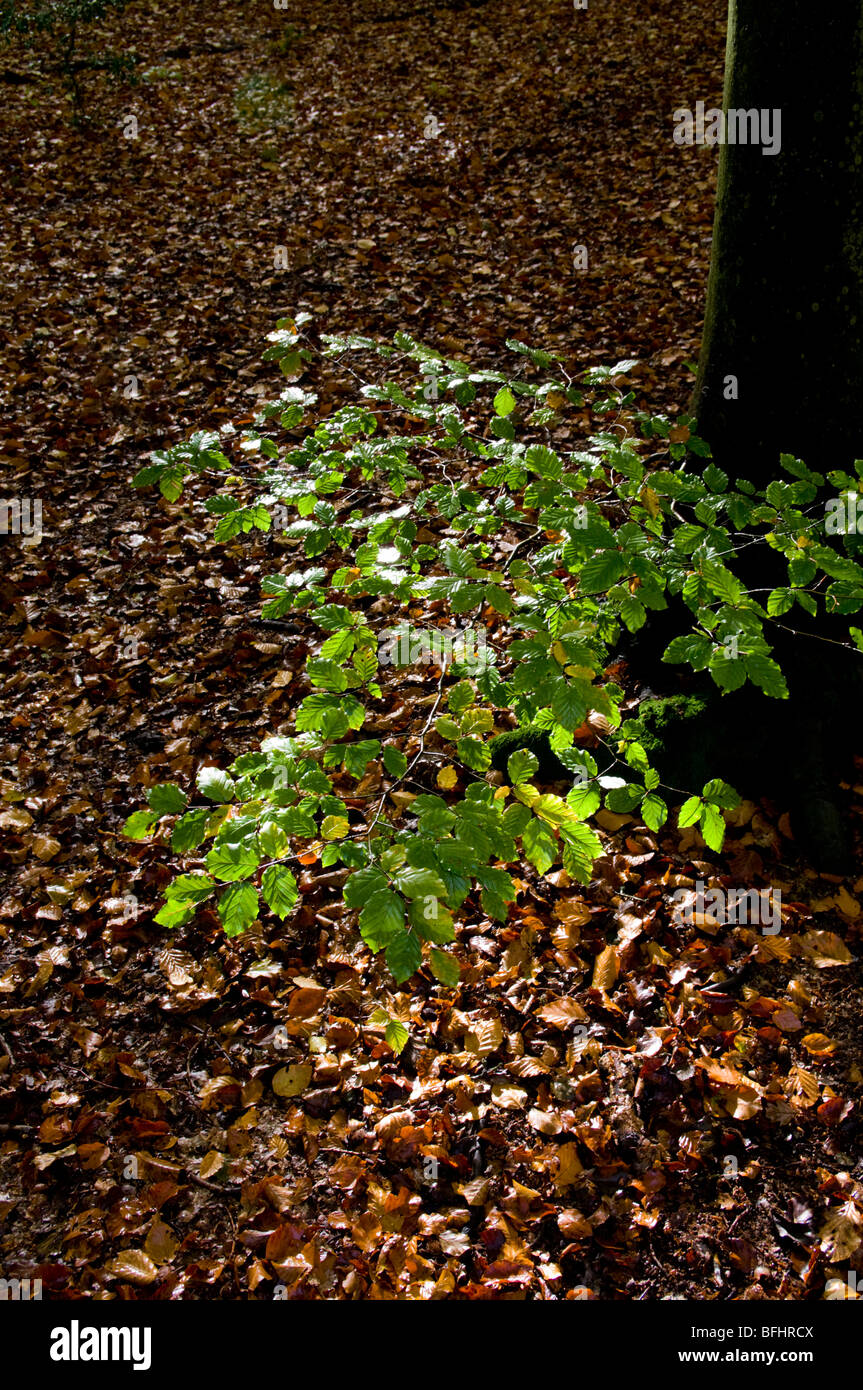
[622,694,726,792]
[488,728,572,781]
[621,695,710,761]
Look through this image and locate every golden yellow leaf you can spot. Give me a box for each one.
[144,1220,178,1264]
[691,911,721,934]
[455,1176,489,1206]
[834,887,860,919]
[508,1055,550,1077]
[200,1151,226,1180]
[699,1059,747,1088]
[640,485,661,519]
[819,1205,863,1260]
[32,834,61,861]
[272,1063,312,1097]
[439,1229,471,1255]
[727,1089,762,1121]
[801,1033,837,1056]
[787,1065,821,1108]
[554,1142,584,1186]
[373,1109,415,1140]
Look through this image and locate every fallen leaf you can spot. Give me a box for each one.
[272,1064,312,1098]
[104,1250,158,1286]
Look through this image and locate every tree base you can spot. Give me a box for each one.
[617,611,860,874]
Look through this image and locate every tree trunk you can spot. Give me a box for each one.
[693,1,863,478]
[648,2,863,872]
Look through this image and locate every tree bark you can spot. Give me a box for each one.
[693,1,863,478]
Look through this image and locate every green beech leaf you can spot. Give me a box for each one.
[321,814,350,840]
[533,793,580,828]
[342,739,381,777]
[677,795,703,828]
[359,889,405,951]
[259,820,291,859]
[206,841,261,882]
[154,899,196,929]
[146,783,188,816]
[709,653,747,692]
[196,767,236,803]
[435,716,462,740]
[701,779,741,810]
[507,748,539,784]
[523,817,558,874]
[701,560,743,605]
[408,896,456,942]
[122,810,158,840]
[700,802,726,852]
[393,867,448,899]
[164,872,216,904]
[566,783,601,818]
[261,865,299,919]
[270,808,317,838]
[743,652,788,699]
[641,793,668,832]
[344,866,389,909]
[767,588,794,617]
[663,633,713,669]
[384,1018,410,1054]
[605,783,643,813]
[579,550,627,594]
[551,680,588,731]
[457,736,491,771]
[559,821,602,884]
[218,882,259,936]
[306,659,348,692]
[382,746,408,777]
[429,948,460,988]
[386,929,422,983]
[171,807,211,854]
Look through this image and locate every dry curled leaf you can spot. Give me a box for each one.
[592,945,619,991]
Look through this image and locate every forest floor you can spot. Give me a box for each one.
[2,0,863,1301]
